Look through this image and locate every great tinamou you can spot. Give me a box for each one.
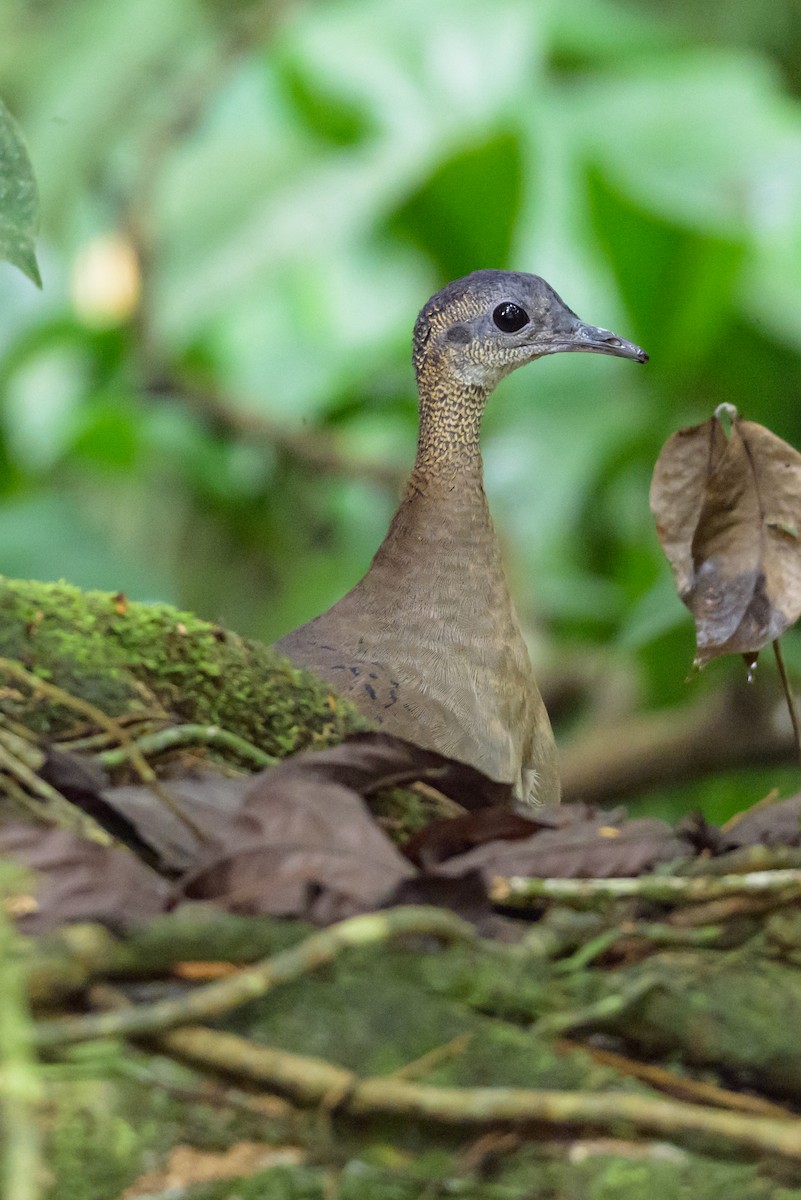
[276,270,647,806]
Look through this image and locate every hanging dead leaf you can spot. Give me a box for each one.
[650,410,801,664]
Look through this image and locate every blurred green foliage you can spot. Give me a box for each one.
[3,0,801,809]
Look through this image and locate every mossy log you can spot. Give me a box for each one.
[0,575,365,761]
[21,905,801,1199]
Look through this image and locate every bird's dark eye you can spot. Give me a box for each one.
[493,302,529,333]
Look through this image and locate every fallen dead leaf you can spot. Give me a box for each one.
[433,812,690,883]
[0,824,170,934]
[0,738,700,936]
[403,807,542,870]
[718,791,801,851]
[176,734,508,922]
[180,763,416,923]
[41,748,163,871]
[99,769,251,874]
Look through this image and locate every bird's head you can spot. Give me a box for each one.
[412,269,648,390]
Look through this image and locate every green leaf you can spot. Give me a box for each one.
[0,98,41,286]
[0,492,174,598]
[389,133,524,280]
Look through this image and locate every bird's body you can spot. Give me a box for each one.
[276,271,647,805]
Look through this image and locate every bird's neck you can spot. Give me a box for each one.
[374,368,496,564]
[358,364,512,623]
[407,366,488,494]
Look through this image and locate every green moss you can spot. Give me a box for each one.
[501,1155,792,1200]
[0,577,460,836]
[47,1092,152,1200]
[369,784,450,839]
[231,942,590,1092]
[41,1055,292,1200]
[127,1154,793,1200]
[32,936,801,1198]
[0,576,367,760]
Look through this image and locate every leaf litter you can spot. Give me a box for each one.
[0,732,706,934]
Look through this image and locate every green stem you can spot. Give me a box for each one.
[95,723,276,771]
[493,868,801,908]
[0,868,42,1200]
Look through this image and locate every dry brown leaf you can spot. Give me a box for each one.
[434,813,689,882]
[41,749,168,871]
[94,732,510,878]
[1,735,514,932]
[177,737,450,921]
[650,411,801,663]
[403,807,544,870]
[0,824,170,934]
[2,737,700,935]
[718,791,801,851]
[101,770,251,874]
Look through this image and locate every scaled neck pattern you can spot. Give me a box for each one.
[406,357,488,501]
[362,350,501,597]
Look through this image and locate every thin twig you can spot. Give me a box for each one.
[556,1039,795,1120]
[56,713,165,753]
[0,657,206,842]
[389,1033,473,1081]
[533,976,659,1038]
[0,732,105,838]
[684,844,801,876]
[33,907,475,1050]
[96,723,275,771]
[616,920,726,948]
[773,639,801,771]
[492,868,801,909]
[116,1021,801,1164]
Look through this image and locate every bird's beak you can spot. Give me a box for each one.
[557,320,649,363]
